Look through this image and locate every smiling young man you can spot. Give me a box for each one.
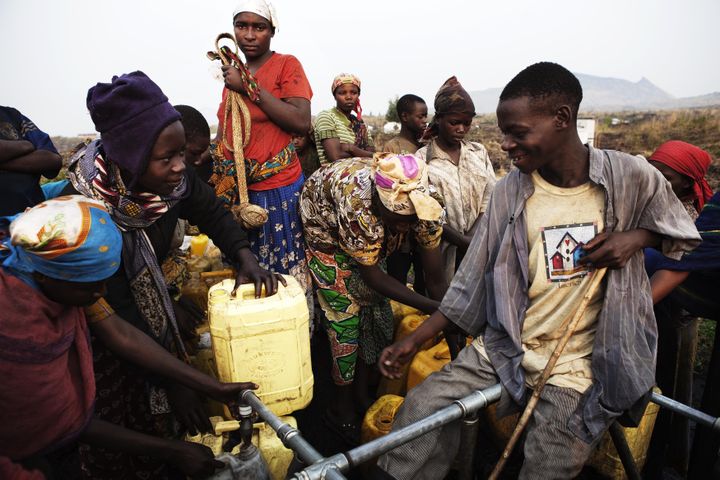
[375,62,701,480]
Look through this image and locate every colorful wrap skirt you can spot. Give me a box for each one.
[306,248,394,385]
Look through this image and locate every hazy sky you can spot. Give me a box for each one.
[2,0,718,136]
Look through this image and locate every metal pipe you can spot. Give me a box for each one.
[650,392,720,433]
[608,421,641,480]
[240,390,348,480]
[292,384,502,479]
[457,413,480,480]
[345,384,501,469]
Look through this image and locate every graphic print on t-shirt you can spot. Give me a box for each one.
[541,222,597,282]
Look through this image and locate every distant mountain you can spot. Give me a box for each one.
[468,73,720,113]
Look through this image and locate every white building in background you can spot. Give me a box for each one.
[383,122,400,134]
[577,118,596,146]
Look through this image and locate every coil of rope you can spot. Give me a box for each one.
[207,33,268,230]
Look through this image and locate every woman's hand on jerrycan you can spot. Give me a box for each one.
[379,336,420,379]
[234,247,287,297]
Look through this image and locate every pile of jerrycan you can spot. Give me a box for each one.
[179,234,313,480]
[364,301,661,479]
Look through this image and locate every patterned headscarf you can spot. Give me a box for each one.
[233,0,279,31]
[649,140,714,212]
[68,141,187,231]
[423,76,476,140]
[1,196,121,283]
[332,73,363,120]
[373,153,443,221]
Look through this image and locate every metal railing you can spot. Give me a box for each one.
[240,390,347,480]
[650,391,720,433]
[241,385,501,480]
[240,385,718,480]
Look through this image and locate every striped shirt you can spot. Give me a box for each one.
[440,146,701,442]
[314,107,373,165]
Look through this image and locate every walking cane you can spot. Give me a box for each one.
[488,267,608,480]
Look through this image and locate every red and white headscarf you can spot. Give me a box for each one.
[331,73,363,119]
[649,140,713,211]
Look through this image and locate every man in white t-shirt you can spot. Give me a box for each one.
[374,62,701,480]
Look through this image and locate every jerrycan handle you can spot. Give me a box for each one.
[433,343,451,361]
[230,275,289,302]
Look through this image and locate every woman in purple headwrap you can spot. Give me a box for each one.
[55,71,277,479]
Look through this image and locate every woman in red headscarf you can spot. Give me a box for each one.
[648,140,713,219]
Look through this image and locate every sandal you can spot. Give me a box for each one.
[323,409,361,446]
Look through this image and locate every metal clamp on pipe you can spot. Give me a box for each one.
[239,390,348,480]
[453,387,495,418]
[345,384,501,469]
[291,454,350,480]
[292,384,502,479]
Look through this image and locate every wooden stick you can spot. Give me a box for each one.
[199,269,235,279]
[488,267,608,480]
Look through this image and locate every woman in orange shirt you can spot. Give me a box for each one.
[213,0,313,297]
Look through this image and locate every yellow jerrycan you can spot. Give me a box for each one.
[486,388,661,479]
[586,388,661,478]
[377,313,434,397]
[406,339,452,391]
[405,337,472,391]
[186,416,298,480]
[208,276,313,416]
[389,300,421,324]
[361,394,405,444]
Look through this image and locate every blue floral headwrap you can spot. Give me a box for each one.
[0,195,122,283]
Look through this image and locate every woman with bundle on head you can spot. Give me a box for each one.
[314,73,375,165]
[212,0,313,303]
[415,76,496,284]
[56,71,277,478]
[0,197,257,479]
[300,153,448,444]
